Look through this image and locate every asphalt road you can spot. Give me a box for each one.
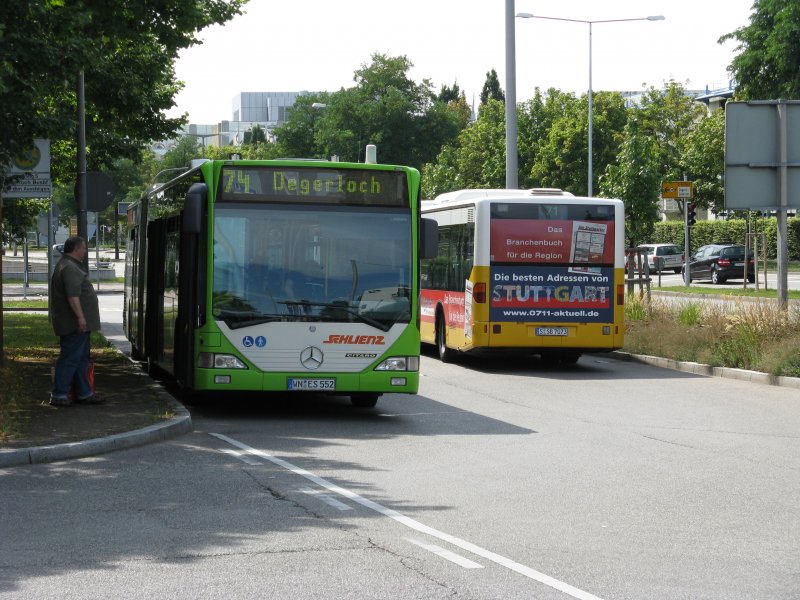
[1,319,798,599]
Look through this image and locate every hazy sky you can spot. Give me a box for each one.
[167,0,755,124]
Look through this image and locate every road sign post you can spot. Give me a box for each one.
[663,181,694,287]
[725,100,800,308]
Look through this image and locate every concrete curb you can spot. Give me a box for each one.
[611,351,800,390]
[0,392,192,469]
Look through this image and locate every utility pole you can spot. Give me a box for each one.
[504,0,518,189]
[77,70,88,267]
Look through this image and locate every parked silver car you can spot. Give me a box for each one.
[626,243,684,274]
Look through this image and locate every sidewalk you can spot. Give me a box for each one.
[0,284,192,468]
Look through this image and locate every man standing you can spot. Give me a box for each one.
[50,236,103,406]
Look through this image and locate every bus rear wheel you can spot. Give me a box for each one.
[436,312,454,363]
[351,393,379,408]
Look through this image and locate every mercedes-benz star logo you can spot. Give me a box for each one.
[300,346,324,370]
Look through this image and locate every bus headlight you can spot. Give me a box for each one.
[198,353,248,369]
[374,356,419,371]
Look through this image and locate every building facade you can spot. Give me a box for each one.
[165,91,311,149]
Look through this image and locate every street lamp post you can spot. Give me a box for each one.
[516,13,664,197]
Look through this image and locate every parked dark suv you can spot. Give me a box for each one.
[681,244,755,284]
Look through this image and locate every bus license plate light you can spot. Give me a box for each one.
[287,378,336,391]
[536,327,569,337]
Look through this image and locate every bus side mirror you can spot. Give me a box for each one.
[184,183,207,234]
[420,218,438,260]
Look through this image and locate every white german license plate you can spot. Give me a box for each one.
[536,327,568,336]
[288,378,336,391]
[734,262,744,267]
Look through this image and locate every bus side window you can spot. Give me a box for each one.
[427,225,450,290]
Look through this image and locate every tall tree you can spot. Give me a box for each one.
[720,0,800,99]
[517,88,553,189]
[420,145,461,199]
[529,90,627,195]
[276,54,467,171]
[421,98,507,198]
[243,124,267,146]
[599,117,662,248]
[1,199,48,249]
[0,0,246,178]
[438,82,464,104]
[679,108,725,215]
[480,69,505,106]
[635,82,706,182]
[274,94,329,159]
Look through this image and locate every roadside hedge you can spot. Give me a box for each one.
[649,217,800,260]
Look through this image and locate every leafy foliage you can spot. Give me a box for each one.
[0,0,246,258]
[438,82,465,104]
[652,216,800,260]
[599,116,661,247]
[636,82,707,181]
[274,53,467,171]
[1,199,48,246]
[624,296,800,377]
[680,109,725,214]
[421,99,507,198]
[243,124,268,146]
[480,69,505,106]
[0,0,246,177]
[720,0,800,100]
[529,90,626,196]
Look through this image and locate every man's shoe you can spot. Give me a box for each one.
[75,394,104,405]
[49,395,73,406]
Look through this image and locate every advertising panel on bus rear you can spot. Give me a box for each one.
[489,212,614,323]
[490,266,613,323]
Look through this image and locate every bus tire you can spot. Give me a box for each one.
[561,352,580,364]
[351,393,379,408]
[436,311,455,363]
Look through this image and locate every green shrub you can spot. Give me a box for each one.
[653,216,800,260]
[624,299,800,376]
[677,302,703,326]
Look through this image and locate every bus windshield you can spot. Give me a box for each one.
[212,203,412,331]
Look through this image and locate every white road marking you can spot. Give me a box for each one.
[210,432,604,600]
[301,488,353,511]
[406,538,483,569]
[218,447,261,466]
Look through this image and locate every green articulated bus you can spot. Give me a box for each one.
[124,158,436,407]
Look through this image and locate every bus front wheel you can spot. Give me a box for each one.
[351,393,379,408]
[436,311,455,363]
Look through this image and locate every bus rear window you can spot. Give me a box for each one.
[491,203,615,221]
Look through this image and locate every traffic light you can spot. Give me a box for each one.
[686,202,697,227]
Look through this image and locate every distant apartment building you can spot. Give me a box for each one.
[233,91,308,123]
[188,91,310,147]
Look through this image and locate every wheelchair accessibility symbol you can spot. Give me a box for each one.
[243,336,266,348]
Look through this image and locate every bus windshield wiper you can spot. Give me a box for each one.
[216,310,289,329]
[299,301,393,332]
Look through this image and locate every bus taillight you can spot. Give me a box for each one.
[473,282,486,303]
[617,284,625,305]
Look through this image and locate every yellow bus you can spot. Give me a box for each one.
[420,189,625,364]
